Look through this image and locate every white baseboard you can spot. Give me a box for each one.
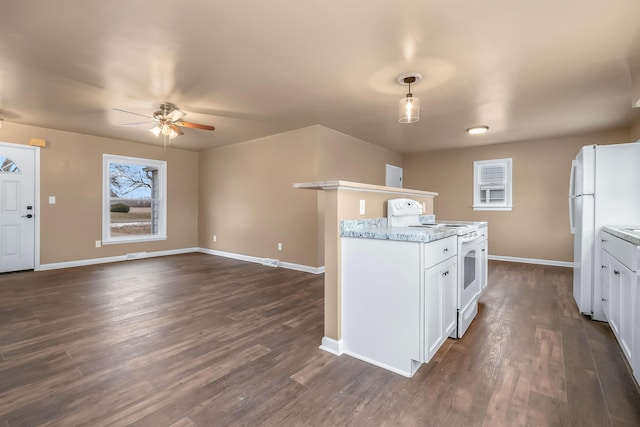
[37,247,199,271]
[280,261,325,274]
[319,336,343,355]
[341,349,414,378]
[488,255,573,268]
[38,247,325,274]
[199,248,324,274]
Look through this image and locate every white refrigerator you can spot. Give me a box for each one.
[569,142,640,321]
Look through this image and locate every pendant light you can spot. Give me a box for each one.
[397,73,422,123]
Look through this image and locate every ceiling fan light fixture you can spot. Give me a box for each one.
[150,124,162,136]
[397,73,423,124]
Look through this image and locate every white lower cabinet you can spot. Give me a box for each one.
[601,231,638,380]
[341,236,457,377]
[423,256,457,361]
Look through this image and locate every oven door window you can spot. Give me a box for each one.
[464,249,477,289]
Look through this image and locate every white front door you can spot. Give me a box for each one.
[0,144,36,272]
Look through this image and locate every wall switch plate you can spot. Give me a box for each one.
[95,240,101,248]
[359,199,366,215]
[49,196,56,204]
[277,242,283,251]
[213,235,217,242]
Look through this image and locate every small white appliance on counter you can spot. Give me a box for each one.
[569,142,640,321]
[387,198,487,338]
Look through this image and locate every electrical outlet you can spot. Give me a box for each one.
[95,240,101,248]
[277,242,282,251]
[213,235,217,242]
[49,196,56,205]
[359,199,366,215]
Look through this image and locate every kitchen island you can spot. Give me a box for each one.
[340,218,459,376]
[292,180,438,360]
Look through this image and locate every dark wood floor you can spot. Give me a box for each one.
[0,255,638,426]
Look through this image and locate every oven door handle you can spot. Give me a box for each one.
[460,233,481,244]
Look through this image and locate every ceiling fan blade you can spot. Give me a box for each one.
[166,109,186,122]
[169,123,184,136]
[112,108,154,120]
[175,121,215,131]
[121,121,153,126]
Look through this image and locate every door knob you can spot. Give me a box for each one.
[21,214,33,218]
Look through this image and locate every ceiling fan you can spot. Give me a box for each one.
[114,102,215,140]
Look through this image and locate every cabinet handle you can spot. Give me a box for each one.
[601,265,607,269]
[443,248,448,253]
[614,270,620,276]
[481,249,486,252]
[602,298,608,302]
[602,239,607,243]
[442,271,449,276]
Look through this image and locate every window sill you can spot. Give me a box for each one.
[472,205,512,211]
[102,235,168,245]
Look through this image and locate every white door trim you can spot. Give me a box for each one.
[0,142,40,271]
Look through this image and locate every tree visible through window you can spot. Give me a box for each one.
[103,154,167,244]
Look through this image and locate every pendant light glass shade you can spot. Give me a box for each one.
[398,95,420,123]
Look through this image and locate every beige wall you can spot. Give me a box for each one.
[198,125,401,268]
[317,126,402,183]
[198,126,319,266]
[403,129,630,263]
[0,122,198,265]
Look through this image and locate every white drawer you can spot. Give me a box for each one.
[602,232,636,272]
[424,236,456,269]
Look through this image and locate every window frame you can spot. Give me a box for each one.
[473,158,513,211]
[102,154,167,245]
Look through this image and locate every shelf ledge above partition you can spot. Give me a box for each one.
[293,180,438,197]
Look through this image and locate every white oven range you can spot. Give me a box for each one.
[387,198,487,338]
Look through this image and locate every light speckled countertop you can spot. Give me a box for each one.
[603,226,640,246]
[341,216,458,243]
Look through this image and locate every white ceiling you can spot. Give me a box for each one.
[1,1,639,153]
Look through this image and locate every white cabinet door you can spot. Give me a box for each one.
[424,256,456,362]
[609,257,622,338]
[618,262,634,361]
[601,250,612,321]
[443,257,458,338]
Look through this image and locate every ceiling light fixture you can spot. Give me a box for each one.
[466,126,489,135]
[397,73,422,123]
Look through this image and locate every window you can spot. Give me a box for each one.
[102,154,167,244]
[0,156,20,173]
[473,158,512,211]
